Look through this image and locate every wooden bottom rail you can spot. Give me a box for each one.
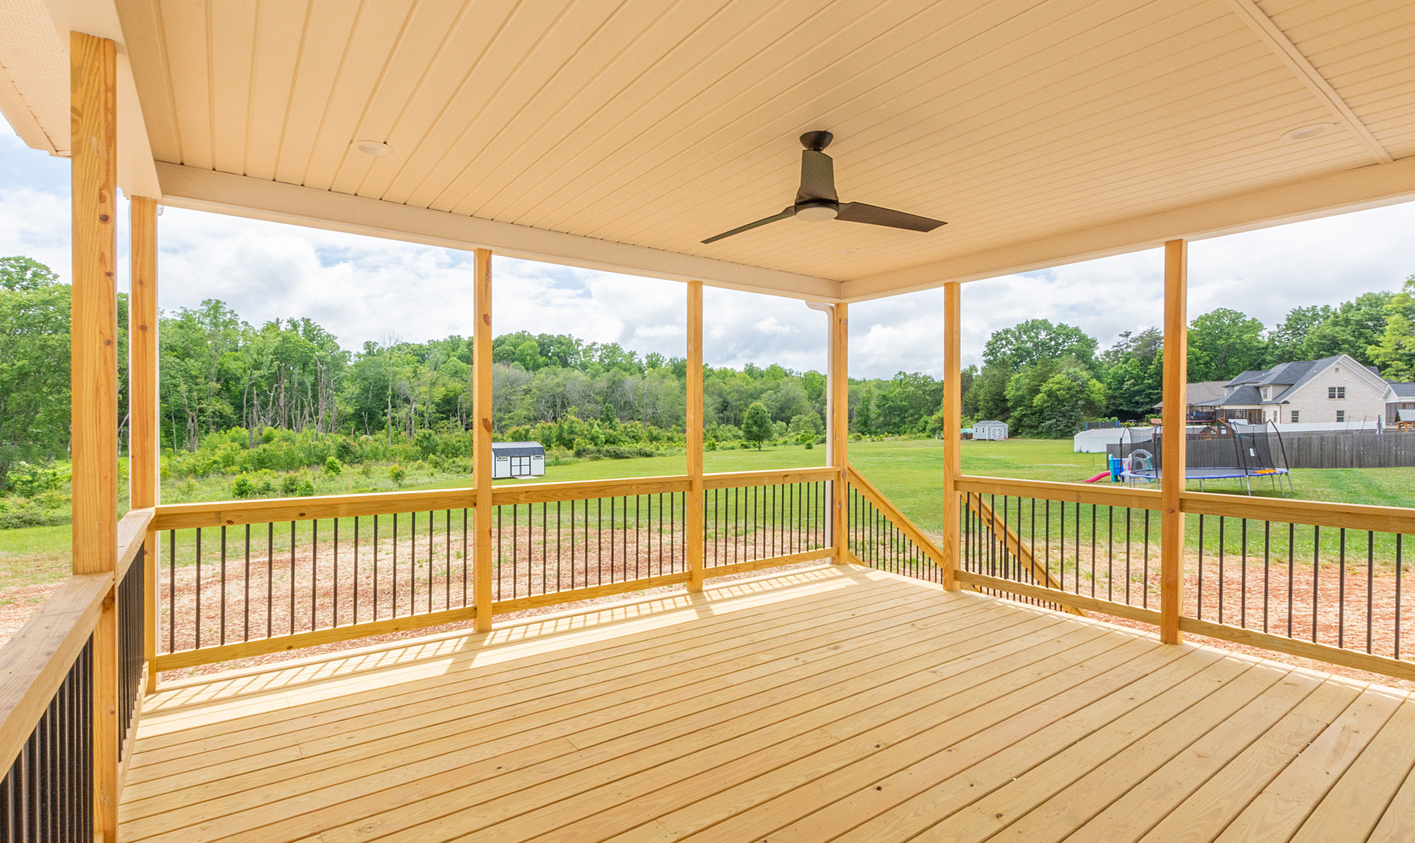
[955,571,1159,625]
[155,604,481,671]
[155,549,834,673]
[1178,616,1415,683]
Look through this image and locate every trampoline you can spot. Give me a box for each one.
[1116,419,1292,495]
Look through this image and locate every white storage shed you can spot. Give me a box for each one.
[492,442,546,479]
[973,420,1009,441]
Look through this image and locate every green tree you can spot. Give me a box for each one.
[0,258,71,491]
[1031,368,1106,439]
[983,319,1097,369]
[1265,305,1332,366]
[1187,308,1266,382]
[1369,276,1415,380]
[1302,291,1393,365]
[741,402,773,450]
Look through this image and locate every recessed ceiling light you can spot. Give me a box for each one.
[351,140,394,156]
[840,249,859,256]
[1280,123,1337,142]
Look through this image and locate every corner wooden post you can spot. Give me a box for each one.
[71,29,120,842]
[1160,239,1188,644]
[130,196,160,693]
[941,283,962,590]
[473,248,494,632]
[830,303,849,562]
[685,282,705,591]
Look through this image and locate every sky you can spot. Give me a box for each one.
[3,120,1412,379]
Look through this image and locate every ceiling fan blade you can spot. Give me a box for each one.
[836,202,945,233]
[796,149,837,203]
[701,207,796,244]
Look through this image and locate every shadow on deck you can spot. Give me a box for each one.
[120,565,1415,842]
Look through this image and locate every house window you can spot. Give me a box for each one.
[1336,410,1345,422]
[1329,386,1345,399]
[1290,410,1299,423]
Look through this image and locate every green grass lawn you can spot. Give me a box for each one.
[5,438,1415,590]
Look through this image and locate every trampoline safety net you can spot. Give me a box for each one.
[1115,420,1291,491]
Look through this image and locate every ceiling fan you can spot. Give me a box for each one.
[701,131,946,244]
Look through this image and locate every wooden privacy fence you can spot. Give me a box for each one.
[1108,430,1415,470]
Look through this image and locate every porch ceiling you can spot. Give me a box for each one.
[5,0,1415,299]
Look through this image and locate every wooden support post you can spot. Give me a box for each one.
[830,303,849,562]
[1161,239,1188,645]
[941,283,962,590]
[130,196,159,693]
[473,248,494,632]
[685,282,705,592]
[71,29,120,843]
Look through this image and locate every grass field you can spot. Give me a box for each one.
[4,438,1414,629]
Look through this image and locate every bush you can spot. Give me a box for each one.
[323,456,344,477]
[6,462,62,497]
[280,474,301,496]
[0,493,70,529]
[297,478,316,497]
[389,464,407,486]
[232,474,255,499]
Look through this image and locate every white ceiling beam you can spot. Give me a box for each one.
[841,155,1415,302]
[155,163,840,301]
[1221,0,1392,165]
[45,0,162,197]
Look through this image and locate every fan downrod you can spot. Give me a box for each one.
[800,130,833,151]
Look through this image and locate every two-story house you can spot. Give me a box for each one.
[1212,355,1389,425]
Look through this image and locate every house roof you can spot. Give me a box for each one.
[1214,355,1387,407]
[1387,383,1415,399]
[4,1,1415,302]
[491,442,545,457]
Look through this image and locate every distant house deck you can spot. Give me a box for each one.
[121,565,1415,843]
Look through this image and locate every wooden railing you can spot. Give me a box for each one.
[954,474,1415,682]
[149,469,842,671]
[0,507,152,837]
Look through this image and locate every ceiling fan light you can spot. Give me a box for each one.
[796,202,838,222]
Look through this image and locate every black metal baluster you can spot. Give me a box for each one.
[597,497,603,586]
[1241,518,1248,629]
[373,515,380,620]
[1124,510,1131,605]
[1197,516,1205,620]
[512,504,519,598]
[1263,520,1271,633]
[1107,506,1114,603]
[353,517,359,625]
[168,530,176,652]
[290,521,296,633]
[1367,530,1375,655]
[1339,528,1347,649]
[1218,517,1225,624]
[556,501,563,591]
[244,524,251,641]
[542,502,548,595]
[333,517,340,627]
[1313,526,1321,643]
[1287,522,1295,639]
[463,508,469,606]
[392,513,399,617]
[1142,510,1151,609]
[1397,534,1404,660]
[219,526,227,645]
[608,498,615,583]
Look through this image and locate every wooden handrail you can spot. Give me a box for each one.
[844,465,947,568]
[1180,491,1415,534]
[154,486,479,530]
[116,508,153,580]
[956,475,1162,511]
[492,475,691,505]
[704,466,840,490]
[0,572,111,772]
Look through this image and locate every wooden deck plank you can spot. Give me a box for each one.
[1063,667,1328,843]
[124,580,1018,840]
[1136,678,1366,843]
[1214,685,1407,842]
[982,660,1294,842]
[208,600,1063,843]
[114,565,1415,843]
[650,640,1199,842]
[127,574,929,786]
[1290,696,1415,842]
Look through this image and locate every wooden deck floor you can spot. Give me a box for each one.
[121,564,1415,842]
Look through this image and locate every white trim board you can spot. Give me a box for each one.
[155,163,838,301]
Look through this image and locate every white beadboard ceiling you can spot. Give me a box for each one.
[4,0,1413,298]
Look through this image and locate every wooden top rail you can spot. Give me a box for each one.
[956,475,1162,511]
[703,466,840,490]
[0,572,111,772]
[490,475,691,505]
[1180,491,1415,534]
[117,507,153,580]
[155,486,481,530]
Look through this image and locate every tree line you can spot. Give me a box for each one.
[2,253,1412,492]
